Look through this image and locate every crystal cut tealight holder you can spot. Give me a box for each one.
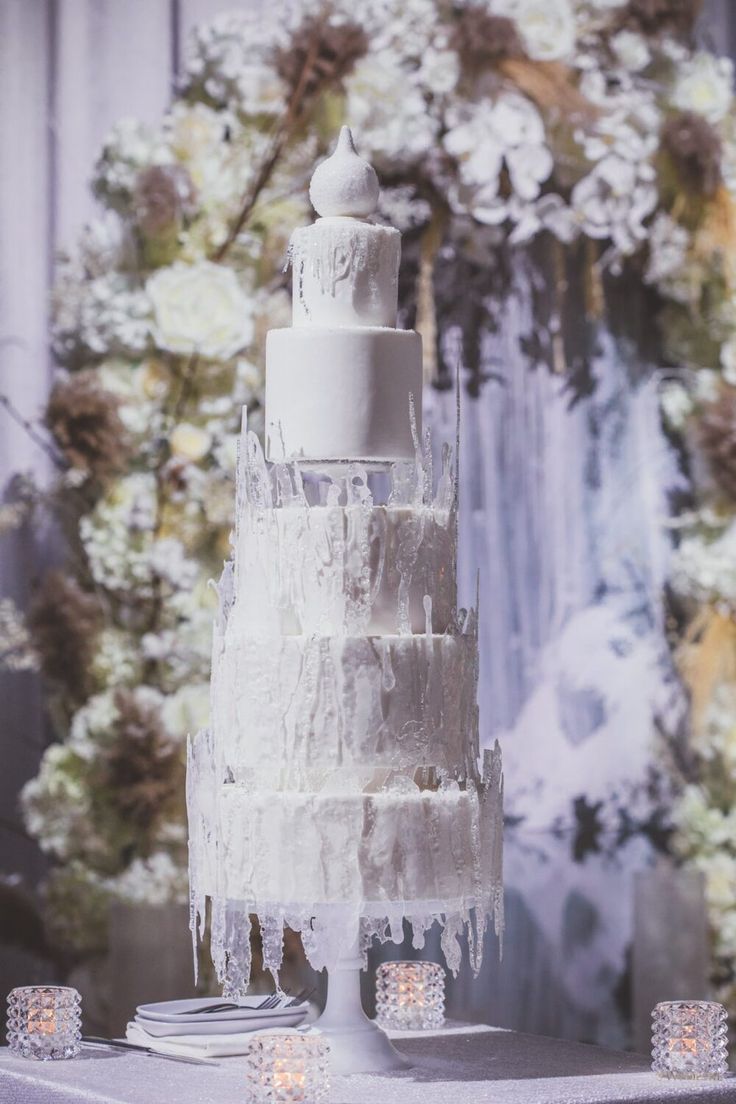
[245,1031,330,1103]
[375,960,445,1031]
[7,986,82,1061]
[651,1000,728,1080]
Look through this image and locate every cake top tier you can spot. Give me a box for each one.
[309,126,379,219]
[287,127,401,331]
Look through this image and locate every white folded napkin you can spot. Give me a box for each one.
[126,1019,316,1059]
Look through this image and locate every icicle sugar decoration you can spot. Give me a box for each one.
[188,416,503,996]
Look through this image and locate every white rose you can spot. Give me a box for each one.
[672,52,733,124]
[170,422,212,462]
[147,261,254,360]
[501,0,576,61]
[611,31,651,73]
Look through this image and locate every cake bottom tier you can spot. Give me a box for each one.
[196,785,498,909]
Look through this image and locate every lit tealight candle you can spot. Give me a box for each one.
[246,1030,330,1103]
[375,960,445,1031]
[7,987,81,1061]
[652,1000,728,1079]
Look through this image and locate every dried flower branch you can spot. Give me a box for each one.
[46,371,132,481]
[662,111,722,197]
[98,691,185,834]
[29,572,102,703]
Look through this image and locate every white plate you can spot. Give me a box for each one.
[134,998,308,1037]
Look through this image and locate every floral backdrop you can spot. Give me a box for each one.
[3,0,736,1027]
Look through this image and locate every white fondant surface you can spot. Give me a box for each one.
[265,327,422,463]
[211,632,478,787]
[309,126,380,218]
[291,219,400,328]
[233,503,455,635]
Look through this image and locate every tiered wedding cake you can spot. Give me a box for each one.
[187,128,503,1066]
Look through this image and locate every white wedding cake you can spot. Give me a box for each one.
[187,128,503,999]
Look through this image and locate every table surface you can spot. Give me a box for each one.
[0,1023,734,1104]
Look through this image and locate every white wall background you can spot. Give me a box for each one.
[1,0,734,1028]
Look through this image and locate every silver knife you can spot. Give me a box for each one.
[82,1035,220,1067]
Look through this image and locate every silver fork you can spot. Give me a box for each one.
[176,994,282,1015]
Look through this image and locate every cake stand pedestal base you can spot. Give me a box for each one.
[316,940,410,1075]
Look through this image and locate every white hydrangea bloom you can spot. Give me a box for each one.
[149,538,200,591]
[496,0,576,61]
[147,261,254,361]
[659,380,693,431]
[697,685,736,773]
[418,45,460,96]
[160,681,210,739]
[141,602,213,690]
[720,336,736,386]
[90,628,141,688]
[444,92,553,225]
[68,692,122,762]
[182,11,288,115]
[21,745,93,861]
[78,212,136,278]
[53,269,152,362]
[164,102,249,211]
[672,52,734,125]
[79,474,160,592]
[673,784,722,851]
[644,213,690,292]
[610,30,651,73]
[670,523,736,607]
[695,849,736,914]
[96,359,166,439]
[693,368,720,405]
[364,0,444,55]
[107,852,188,907]
[92,118,170,206]
[0,599,37,673]
[345,51,439,167]
[213,433,240,474]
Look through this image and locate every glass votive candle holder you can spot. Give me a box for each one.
[6,986,82,1061]
[245,1030,330,1103]
[651,1000,728,1079]
[375,960,445,1031]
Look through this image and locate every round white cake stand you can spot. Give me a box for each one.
[315,938,411,1075]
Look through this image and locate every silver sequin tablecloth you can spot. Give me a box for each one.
[1,1024,734,1104]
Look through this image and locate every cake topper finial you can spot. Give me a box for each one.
[309,126,380,219]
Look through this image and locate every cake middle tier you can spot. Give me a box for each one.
[234,502,455,636]
[211,632,479,788]
[265,327,422,464]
